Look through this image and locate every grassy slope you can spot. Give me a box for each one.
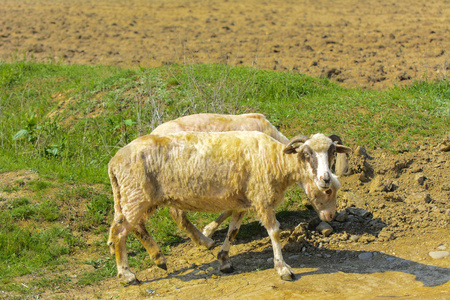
[0,61,448,297]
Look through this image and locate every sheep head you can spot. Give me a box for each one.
[284,133,352,221]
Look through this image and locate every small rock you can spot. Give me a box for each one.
[358,252,373,260]
[359,172,368,182]
[359,234,376,243]
[429,251,450,259]
[383,194,403,202]
[417,204,428,211]
[405,192,432,204]
[410,167,423,173]
[316,222,333,237]
[369,176,395,193]
[288,255,300,260]
[415,174,426,185]
[437,245,447,250]
[339,232,349,241]
[283,241,303,252]
[346,207,371,218]
[386,257,396,261]
[354,146,368,157]
[335,211,348,222]
[267,258,274,263]
[343,192,366,207]
[359,209,372,218]
[437,138,450,152]
[378,230,394,241]
[350,235,360,242]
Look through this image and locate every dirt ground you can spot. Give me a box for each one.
[1,0,449,299]
[1,0,449,89]
[1,142,449,299]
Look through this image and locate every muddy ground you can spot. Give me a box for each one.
[1,0,449,299]
[1,0,449,89]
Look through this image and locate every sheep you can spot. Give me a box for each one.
[152,113,289,247]
[107,131,352,284]
[151,113,289,145]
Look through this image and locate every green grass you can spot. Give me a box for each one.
[0,59,448,297]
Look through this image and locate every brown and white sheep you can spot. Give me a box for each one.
[151,113,348,242]
[107,131,351,284]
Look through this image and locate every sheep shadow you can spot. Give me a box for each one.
[137,244,450,289]
[135,209,448,289]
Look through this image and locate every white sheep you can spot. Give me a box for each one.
[152,113,289,247]
[107,131,351,284]
[152,113,289,143]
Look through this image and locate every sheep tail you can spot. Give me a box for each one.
[108,165,123,216]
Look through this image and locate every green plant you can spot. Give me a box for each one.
[81,193,114,230]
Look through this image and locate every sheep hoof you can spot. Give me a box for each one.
[205,239,216,250]
[126,277,141,286]
[281,273,295,281]
[219,264,234,274]
[157,262,168,271]
[120,278,141,287]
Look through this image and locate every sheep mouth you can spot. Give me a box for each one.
[317,182,331,191]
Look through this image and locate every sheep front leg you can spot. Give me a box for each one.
[109,216,139,284]
[217,211,246,273]
[169,207,215,249]
[259,210,295,281]
[203,210,233,238]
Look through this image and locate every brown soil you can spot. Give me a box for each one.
[0,0,449,299]
[1,0,449,89]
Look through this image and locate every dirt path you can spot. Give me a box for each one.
[57,228,449,299]
[1,0,449,89]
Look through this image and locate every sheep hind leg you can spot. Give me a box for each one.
[169,207,215,249]
[217,211,246,273]
[203,210,233,238]
[107,220,117,256]
[109,215,139,285]
[133,220,167,270]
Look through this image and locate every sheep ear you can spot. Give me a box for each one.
[329,134,352,153]
[329,134,343,145]
[336,144,352,154]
